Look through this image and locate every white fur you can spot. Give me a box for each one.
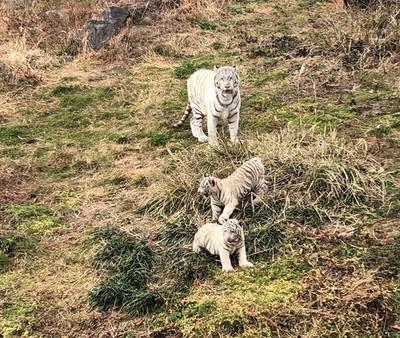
[185,66,241,146]
[192,219,253,272]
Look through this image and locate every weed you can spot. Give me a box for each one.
[228,6,244,14]
[0,125,37,145]
[152,44,172,57]
[146,131,172,147]
[197,21,217,31]
[110,175,128,186]
[0,233,36,272]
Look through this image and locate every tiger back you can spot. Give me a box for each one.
[198,157,266,224]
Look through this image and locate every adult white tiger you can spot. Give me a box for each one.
[192,218,253,272]
[173,65,241,146]
[198,157,266,224]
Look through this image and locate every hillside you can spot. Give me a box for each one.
[1,0,400,337]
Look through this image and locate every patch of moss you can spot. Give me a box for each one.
[46,85,115,129]
[286,101,356,131]
[4,204,64,236]
[0,301,37,338]
[97,109,132,121]
[359,72,390,92]
[174,258,309,337]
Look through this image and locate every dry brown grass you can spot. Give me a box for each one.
[313,1,400,70]
[97,0,230,64]
[0,35,55,87]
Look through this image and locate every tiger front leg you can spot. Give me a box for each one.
[192,241,201,253]
[218,248,234,272]
[207,115,219,147]
[237,245,253,269]
[211,200,223,223]
[228,111,240,144]
[218,202,238,224]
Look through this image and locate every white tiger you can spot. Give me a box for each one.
[173,65,241,147]
[192,219,253,272]
[198,157,266,224]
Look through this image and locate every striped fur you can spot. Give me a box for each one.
[198,157,266,224]
[192,219,253,272]
[173,65,241,146]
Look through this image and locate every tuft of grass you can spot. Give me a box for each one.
[172,52,240,79]
[139,126,391,228]
[0,233,36,272]
[313,2,400,69]
[0,125,37,145]
[88,226,164,315]
[146,131,172,148]
[197,21,217,31]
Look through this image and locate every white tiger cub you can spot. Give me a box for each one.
[192,219,253,272]
[198,157,266,224]
[173,65,241,146]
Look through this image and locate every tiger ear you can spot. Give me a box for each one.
[214,65,220,70]
[210,178,216,187]
[238,220,245,228]
[232,64,237,70]
[204,173,209,177]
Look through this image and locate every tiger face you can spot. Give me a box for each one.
[222,219,244,245]
[198,174,217,197]
[214,65,239,97]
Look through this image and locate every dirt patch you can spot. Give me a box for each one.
[0,165,37,205]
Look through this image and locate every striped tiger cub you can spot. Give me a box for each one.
[198,157,266,224]
[173,65,241,147]
[193,219,253,272]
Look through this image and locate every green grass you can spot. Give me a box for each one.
[174,258,308,337]
[0,125,37,145]
[3,204,65,236]
[88,227,165,315]
[0,234,36,272]
[0,301,37,338]
[173,52,240,79]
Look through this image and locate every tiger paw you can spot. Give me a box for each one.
[222,266,234,272]
[208,139,219,147]
[198,135,209,143]
[218,215,228,224]
[231,137,240,144]
[239,261,254,268]
[193,244,201,253]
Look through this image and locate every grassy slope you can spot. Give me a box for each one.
[1,0,400,337]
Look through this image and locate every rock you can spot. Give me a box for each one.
[101,6,130,30]
[75,1,165,52]
[83,19,117,52]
